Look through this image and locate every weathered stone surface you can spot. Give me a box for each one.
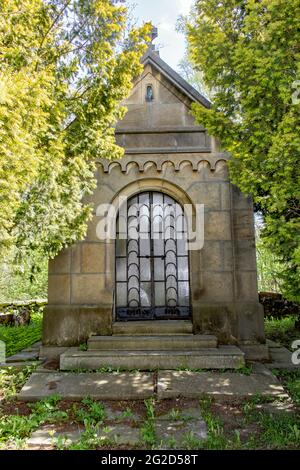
[157,370,287,400]
[6,351,39,363]
[235,272,259,301]
[27,426,82,448]
[233,210,255,240]
[39,346,69,361]
[18,372,155,401]
[236,302,265,344]
[204,211,231,241]
[0,312,14,326]
[200,272,234,302]
[49,249,71,274]
[27,415,142,448]
[191,303,239,344]
[88,335,218,351]
[48,275,70,305]
[23,341,42,352]
[220,183,231,210]
[97,424,141,446]
[81,243,106,274]
[266,339,282,348]
[70,245,81,274]
[60,346,245,371]
[71,274,112,304]
[43,305,112,347]
[156,407,203,422]
[104,406,141,423]
[255,401,297,416]
[234,239,258,271]
[200,241,224,271]
[155,420,207,448]
[240,344,269,361]
[0,361,42,370]
[112,320,193,336]
[187,182,221,211]
[264,345,300,370]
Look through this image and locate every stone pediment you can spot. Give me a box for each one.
[115,52,213,154]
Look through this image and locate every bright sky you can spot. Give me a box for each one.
[126,0,194,71]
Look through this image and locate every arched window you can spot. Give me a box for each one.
[115,191,191,321]
[146,85,154,102]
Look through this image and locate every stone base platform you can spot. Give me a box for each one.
[18,366,287,402]
[60,345,245,371]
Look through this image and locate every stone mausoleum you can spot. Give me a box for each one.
[42,40,268,370]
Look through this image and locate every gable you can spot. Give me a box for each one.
[117,51,210,131]
[115,52,212,154]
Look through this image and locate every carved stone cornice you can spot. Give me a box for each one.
[97,153,230,174]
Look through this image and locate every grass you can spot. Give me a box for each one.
[0,308,43,357]
[264,315,300,349]
[198,394,300,450]
[140,398,156,447]
[0,394,68,449]
[0,364,37,401]
[73,397,106,424]
[272,369,300,406]
[242,395,300,449]
[198,396,231,450]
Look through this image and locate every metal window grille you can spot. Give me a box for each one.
[115,191,191,321]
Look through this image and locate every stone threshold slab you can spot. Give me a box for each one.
[60,345,245,371]
[157,370,288,400]
[18,372,155,401]
[0,360,42,371]
[18,367,288,402]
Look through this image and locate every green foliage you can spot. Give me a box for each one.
[236,365,252,376]
[258,413,300,449]
[0,394,67,447]
[245,408,300,450]
[121,407,134,419]
[0,248,47,302]
[66,423,107,450]
[256,216,284,293]
[140,419,156,447]
[187,0,300,299]
[264,315,300,350]
[140,397,156,446]
[0,365,36,400]
[198,396,230,449]
[273,370,300,406]
[74,397,106,424]
[0,1,151,262]
[0,308,43,356]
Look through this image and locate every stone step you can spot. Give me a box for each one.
[60,346,245,371]
[88,335,217,351]
[112,320,193,336]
